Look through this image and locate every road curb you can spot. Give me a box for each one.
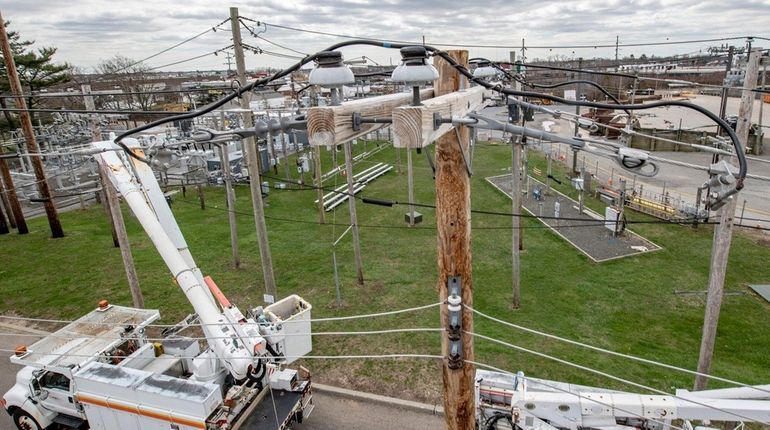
[313,383,444,416]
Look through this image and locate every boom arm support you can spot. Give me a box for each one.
[93,139,265,380]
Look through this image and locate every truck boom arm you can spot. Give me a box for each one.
[94,139,265,380]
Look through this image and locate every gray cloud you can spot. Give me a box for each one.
[2,0,768,71]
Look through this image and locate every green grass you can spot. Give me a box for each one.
[1,140,769,403]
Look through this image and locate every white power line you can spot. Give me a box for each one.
[469,305,770,396]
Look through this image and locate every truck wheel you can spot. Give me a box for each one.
[12,410,42,430]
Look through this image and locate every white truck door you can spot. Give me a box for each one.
[36,372,81,417]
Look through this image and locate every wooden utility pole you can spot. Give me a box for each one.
[0,158,26,233]
[435,49,475,430]
[314,145,325,223]
[694,42,759,391]
[98,168,120,248]
[0,188,8,234]
[0,178,17,229]
[84,84,119,247]
[511,135,521,309]
[100,163,144,308]
[407,148,416,226]
[219,111,240,269]
[0,13,63,238]
[230,7,277,300]
[343,140,365,285]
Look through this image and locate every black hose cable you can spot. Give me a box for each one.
[484,412,514,430]
[518,79,630,116]
[433,49,747,188]
[109,40,746,188]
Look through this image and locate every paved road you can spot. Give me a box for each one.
[0,325,443,430]
[296,391,443,430]
[0,325,43,430]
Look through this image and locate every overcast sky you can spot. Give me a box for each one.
[3,0,770,72]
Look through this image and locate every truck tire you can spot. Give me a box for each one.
[12,409,43,430]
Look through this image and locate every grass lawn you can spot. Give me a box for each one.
[1,140,769,403]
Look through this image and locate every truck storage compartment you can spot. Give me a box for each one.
[264,295,312,364]
[74,362,222,430]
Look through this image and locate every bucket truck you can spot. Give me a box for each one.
[3,139,314,430]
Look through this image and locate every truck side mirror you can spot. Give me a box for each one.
[30,377,48,401]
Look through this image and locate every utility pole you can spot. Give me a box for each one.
[511,134,521,309]
[343,139,365,285]
[407,148,416,226]
[694,41,759,391]
[757,56,767,155]
[85,84,121,249]
[230,7,277,300]
[0,189,8,234]
[219,110,240,269]
[0,177,17,229]
[717,47,736,137]
[0,157,26,233]
[100,162,144,308]
[314,145,325,223]
[435,49,475,430]
[0,14,63,238]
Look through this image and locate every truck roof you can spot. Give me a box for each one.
[10,305,160,374]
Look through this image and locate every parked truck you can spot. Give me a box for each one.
[3,139,314,430]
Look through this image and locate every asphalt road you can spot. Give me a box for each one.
[296,391,443,430]
[0,325,443,430]
[0,326,43,430]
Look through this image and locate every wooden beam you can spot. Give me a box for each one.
[307,89,433,147]
[435,50,475,430]
[392,85,491,149]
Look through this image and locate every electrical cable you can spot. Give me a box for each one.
[248,21,761,50]
[518,78,630,115]
[104,39,745,200]
[468,305,770,396]
[469,331,769,425]
[93,18,231,80]
[0,302,442,328]
[0,87,237,99]
[0,347,444,363]
[172,190,705,231]
[146,46,234,71]
[424,47,748,188]
[0,328,444,343]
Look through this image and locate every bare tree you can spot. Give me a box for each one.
[96,55,156,111]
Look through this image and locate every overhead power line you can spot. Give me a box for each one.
[248,21,765,50]
[103,18,231,76]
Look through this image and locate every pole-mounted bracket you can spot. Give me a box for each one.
[447,275,463,369]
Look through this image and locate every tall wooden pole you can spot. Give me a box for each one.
[230,7,277,300]
[219,143,241,269]
[219,110,240,268]
[511,135,521,309]
[343,140,365,285]
[0,158,25,233]
[0,187,8,234]
[435,50,475,430]
[694,41,759,390]
[0,177,17,229]
[314,145,325,224]
[0,13,63,238]
[84,83,119,247]
[407,148,416,226]
[100,163,144,308]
